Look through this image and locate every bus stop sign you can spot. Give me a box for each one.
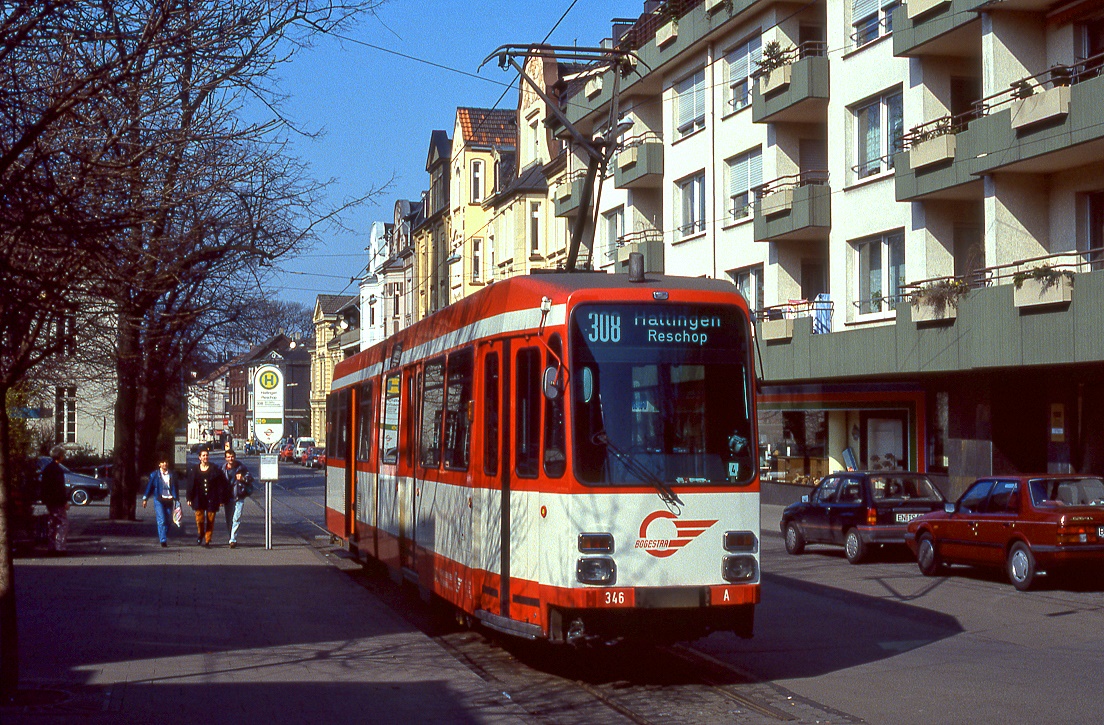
[253,364,284,447]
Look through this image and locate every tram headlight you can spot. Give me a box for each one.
[722,555,759,583]
[576,557,617,585]
[578,533,614,553]
[724,531,758,553]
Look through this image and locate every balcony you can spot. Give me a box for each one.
[892,0,982,58]
[614,132,663,189]
[553,171,587,218]
[752,42,829,124]
[757,297,833,341]
[894,110,984,201]
[967,55,1104,175]
[614,229,664,274]
[752,171,831,243]
[757,258,1104,384]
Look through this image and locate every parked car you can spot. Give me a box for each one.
[305,447,326,469]
[781,471,947,564]
[277,443,295,462]
[36,456,111,506]
[906,475,1104,590]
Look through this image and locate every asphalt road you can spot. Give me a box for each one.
[245,463,1104,724]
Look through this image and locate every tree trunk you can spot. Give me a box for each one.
[0,387,21,700]
[111,317,141,520]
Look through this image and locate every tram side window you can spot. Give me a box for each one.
[544,335,566,478]
[420,358,445,468]
[331,390,350,460]
[443,348,473,470]
[356,381,374,462]
[516,347,541,478]
[483,353,499,476]
[380,374,401,464]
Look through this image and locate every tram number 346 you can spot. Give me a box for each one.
[587,312,621,343]
[604,591,626,605]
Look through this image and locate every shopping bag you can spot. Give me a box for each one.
[172,501,182,527]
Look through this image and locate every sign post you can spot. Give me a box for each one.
[253,364,284,550]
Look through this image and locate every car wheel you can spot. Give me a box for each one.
[916,533,944,576]
[844,528,866,564]
[1007,542,1037,591]
[70,488,90,506]
[784,522,805,555]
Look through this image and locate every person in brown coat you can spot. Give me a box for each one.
[185,447,229,547]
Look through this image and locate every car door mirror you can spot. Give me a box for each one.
[944,502,955,514]
[542,365,562,400]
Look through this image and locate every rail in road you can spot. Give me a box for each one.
[265,463,1104,724]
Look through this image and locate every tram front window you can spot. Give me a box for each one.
[571,303,755,487]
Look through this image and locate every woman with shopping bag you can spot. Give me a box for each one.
[142,454,181,548]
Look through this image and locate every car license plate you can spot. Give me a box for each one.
[896,513,922,523]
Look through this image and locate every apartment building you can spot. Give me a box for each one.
[310,294,356,446]
[560,0,1104,494]
[413,131,453,317]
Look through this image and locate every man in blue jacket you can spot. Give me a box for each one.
[222,449,253,548]
[142,454,180,547]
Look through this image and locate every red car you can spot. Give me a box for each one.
[906,475,1104,590]
[277,443,295,462]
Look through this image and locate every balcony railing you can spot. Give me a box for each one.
[900,108,979,149]
[750,40,828,79]
[758,295,833,334]
[753,170,830,200]
[613,0,704,52]
[611,228,662,261]
[970,50,1104,120]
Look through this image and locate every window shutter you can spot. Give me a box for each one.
[853,0,878,20]
[693,71,705,121]
[677,76,694,128]
[729,47,748,88]
[749,149,763,191]
[749,35,761,72]
[728,156,747,198]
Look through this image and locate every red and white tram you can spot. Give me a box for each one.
[325,271,760,643]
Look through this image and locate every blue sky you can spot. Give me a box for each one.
[272,0,643,307]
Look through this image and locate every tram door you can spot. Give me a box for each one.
[473,342,505,614]
[399,365,421,572]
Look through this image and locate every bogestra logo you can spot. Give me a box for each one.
[635,510,718,558]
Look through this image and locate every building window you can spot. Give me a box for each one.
[488,234,496,278]
[674,69,706,139]
[603,206,624,262]
[55,386,76,444]
[530,202,541,255]
[852,0,900,47]
[853,90,903,179]
[677,172,706,239]
[724,34,761,113]
[472,237,482,282]
[725,147,762,221]
[854,230,905,315]
[529,118,540,163]
[471,160,483,203]
[728,265,764,315]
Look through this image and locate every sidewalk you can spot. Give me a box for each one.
[3,500,529,724]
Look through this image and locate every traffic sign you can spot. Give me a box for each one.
[253,364,284,446]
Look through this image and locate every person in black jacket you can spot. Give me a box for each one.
[41,445,69,554]
[221,449,253,548]
[142,454,181,547]
[186,447,229,547]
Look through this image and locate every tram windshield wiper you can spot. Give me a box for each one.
[592,431,683,506]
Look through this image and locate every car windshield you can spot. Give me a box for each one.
[571,302,755,487]
[1029,477,1104,507]
[869,474,944,502]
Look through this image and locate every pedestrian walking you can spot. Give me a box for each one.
[186,447,228,547]
[41,445,69,554]
[221,449,254,548]
[142,454,181,547]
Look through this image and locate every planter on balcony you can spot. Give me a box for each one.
[761,188,794,217]
[761,318,793,341]
[759,65,792,96]
[656,19,677,48]
[585,76,603,99]
[1014,275,1073,309]
[556,183,574,201]
[706,0,728,11]
[907,0,951,19]
[911,134,956,169]
[1011,85,1071,131]
[619,145,640,169]
[911,302,957,324]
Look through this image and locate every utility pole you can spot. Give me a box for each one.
[482,45,642,272]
